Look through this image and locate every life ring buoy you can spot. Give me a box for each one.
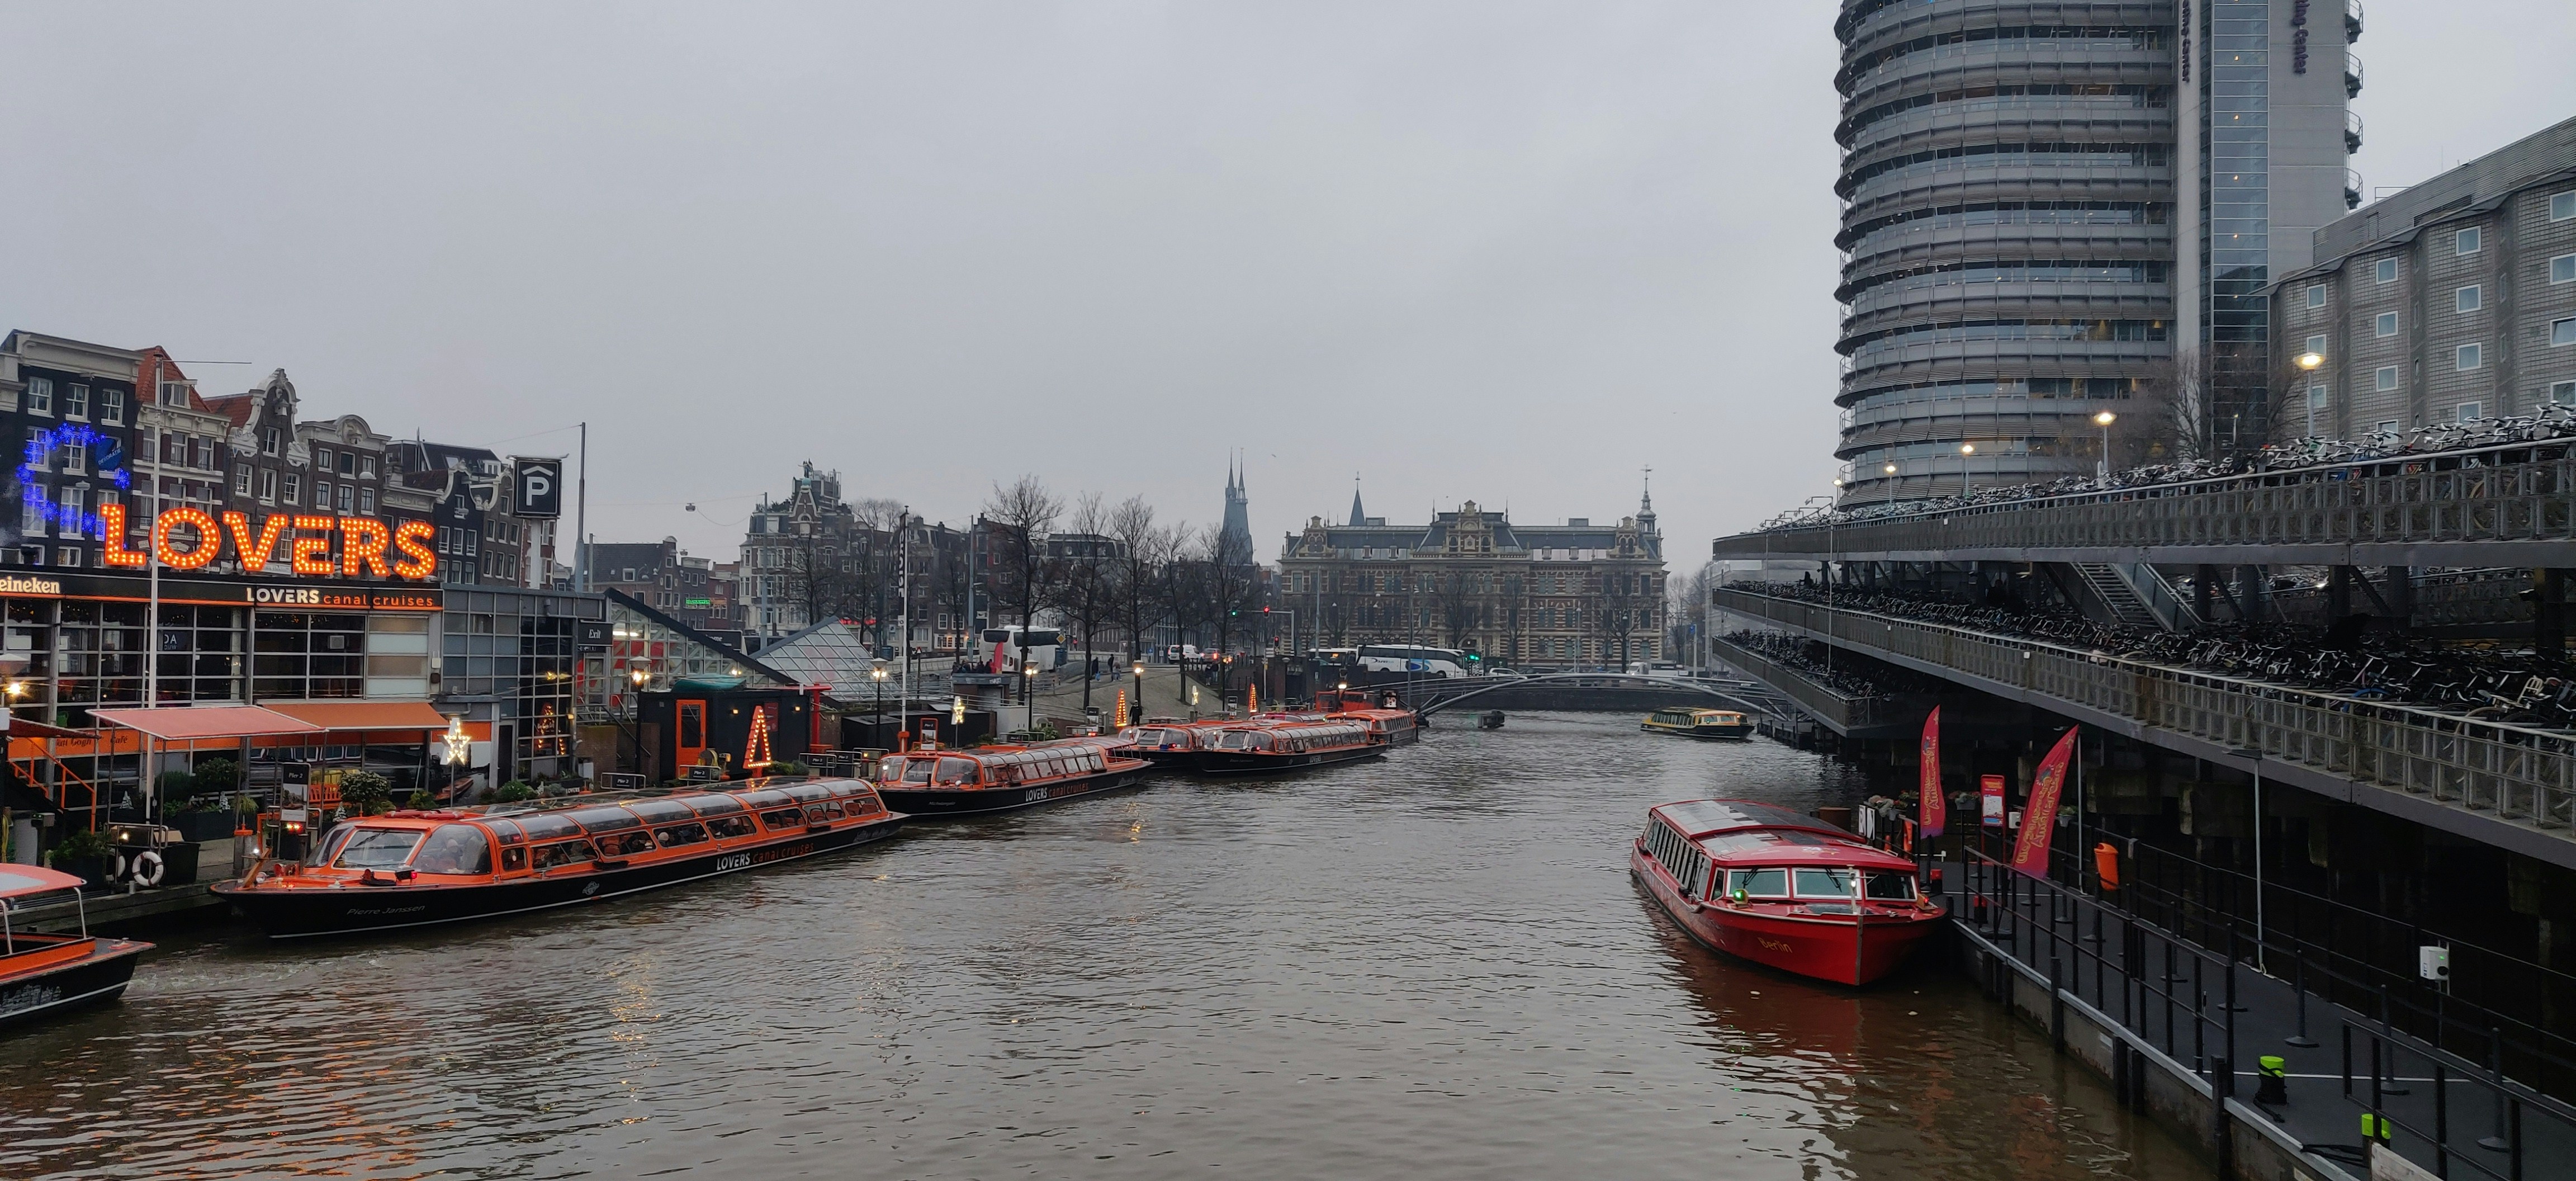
[108,849,131,881]
[130,849,165,887]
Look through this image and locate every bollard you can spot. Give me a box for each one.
[2256,1055,2288,1105]
[2210,1054,2234,1179]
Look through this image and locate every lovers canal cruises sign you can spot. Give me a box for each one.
[94,505,438,581]
[0,568,442,612]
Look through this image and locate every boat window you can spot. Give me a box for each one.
[684,795,746,817]
[763,807,807,830]
[1732,868,1791,899]
[500,845,527,872]
[311,822,357,868]
[936,758,980,786]
[484,818,525,845]
[333,828,425,870]
[737,789,794,809]
[566,807,642,834]
[877,757,908,783]
[708,815,757,839]
[411,825,493,875]
[629,799,694,823]
[531,839,598,870]
[603,830,656,856]
[1212,730,1253,750]
[516,814,584,842]
[901,759,935,783]
[1865,872,1916,901]
[1794,867,1859,898]
[655,823,711,848]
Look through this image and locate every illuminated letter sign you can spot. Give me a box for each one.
[97,503,148,569]
[152,506,224,571]
[95,507,441,583]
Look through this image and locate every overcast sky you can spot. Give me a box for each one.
[4,3,2572,565]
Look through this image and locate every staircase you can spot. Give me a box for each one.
[2075,564,2163,629]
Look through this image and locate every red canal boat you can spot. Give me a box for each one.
[1,866,151,1029]
[214,777,905,939]
[1631,799,1944,986]
[874,736,1150,816]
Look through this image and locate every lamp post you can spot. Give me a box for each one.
[1024,664,1039,734]
[2229,745,2267,972]
[624,667,648,779]
[2094,410,2118,480]
[1959,442,1976,498]
[1131,660,1145,722]
[871,662,888,748]
[2295,350,2325,438]
[1883,461,1897,509]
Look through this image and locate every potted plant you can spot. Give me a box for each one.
[491,782,538,804]
[338,771,394,816]
[402,790,437,811]
[46,828,113,889]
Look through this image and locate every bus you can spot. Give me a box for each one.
[982,626,1065,674]
[1355,645,1471,678]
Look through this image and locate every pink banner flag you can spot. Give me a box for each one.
[1917,707,1944,839]
[2009,727,2079,877]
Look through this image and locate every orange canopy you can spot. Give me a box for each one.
[261,701,451,732]
[88,706,324,741]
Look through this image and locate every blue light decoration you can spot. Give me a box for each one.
[16,423,132,540]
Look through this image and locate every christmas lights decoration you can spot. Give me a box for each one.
[15,423,130,540]
[743,704,775,769]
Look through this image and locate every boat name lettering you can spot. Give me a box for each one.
[715,853,754,872]
[342,905,429,916]
[752,843,814,865]
[1756,937,1794,953]
[1,984,65,1015]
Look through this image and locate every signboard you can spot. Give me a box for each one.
[575,621,612,651]
[97,504,436,582]
[0,569,440,610]
[1980,774,2006,828]
[684,597,712,608]
[513,457,564,519]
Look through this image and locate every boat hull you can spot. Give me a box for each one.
[0,938,150,1030]
[878,767,1148,816]
[1196,744,1385,776]
[1631,848,1939,986]
[215,815,906,939]
[1642,721,1754,740]
[1130,747,1206,772]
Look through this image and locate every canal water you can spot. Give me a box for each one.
[0,712,2198,1179]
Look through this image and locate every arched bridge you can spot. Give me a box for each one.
[1402,673,1788,720]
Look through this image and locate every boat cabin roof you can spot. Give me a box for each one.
[343,777,878,839]
[0,864,88,902]
[1650,799,1914,871]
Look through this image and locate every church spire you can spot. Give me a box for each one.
[1348,475,1366,527]
[1636,466,1658,532]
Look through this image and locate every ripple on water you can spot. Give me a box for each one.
[0,713,2194,1180]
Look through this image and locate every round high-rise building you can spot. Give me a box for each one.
[1833,0,2178,502]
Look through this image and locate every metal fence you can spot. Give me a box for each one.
[1713,441,2576,558]
[1716,588,2576,834]
[1705,635,1895,733]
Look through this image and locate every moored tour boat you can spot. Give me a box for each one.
[1313,688,1422,747]
[1631,799,1944,986]
[1122,719,1232,772]
[214,777,905,939]
[1196,717,1382,776]
[1641,707,1755,740]
[874,737,1150,816]
[1,866,151,1029]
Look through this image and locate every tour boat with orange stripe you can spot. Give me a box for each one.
[873,736,1150,816]
[1196,717,1384,775]
[1121,719,1234,772]
[1632,799,1943,986]
[212,777,905,939]
[1,865,152,1029]
[1313,688,1422,747]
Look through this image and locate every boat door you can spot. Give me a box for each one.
[675,700,709,771]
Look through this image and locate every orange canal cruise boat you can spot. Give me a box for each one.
[1123,719,1233,771]
[1196,716,1382,775]
[2,865,152,1029]
[874,736,1150,816]
[1631,799,1944,986]
[214,777,905,939]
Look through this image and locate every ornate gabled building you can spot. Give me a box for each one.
[1274,486,1668,669]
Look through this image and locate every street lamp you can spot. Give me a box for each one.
[871,662,889,747]
[2295,351,2327,438]
[1131,660,1145,723]
[2296,350,2324,371]
[1958,442,1976,498]
[2093,410,2118,480]
[626,667,648,779]
[1024,664,1039,734]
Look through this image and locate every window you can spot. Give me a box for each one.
[1793,867,1859,899]
[358,488,374,514]
[2375,366,2400,391]
[258,469,276,502]
[338,451,354,475]
[2456,226,2483,255]
[358,454,376,478]
[2457,285,2483,313]
[412,825,492,875]
[2304,333,2327,358]
[337,484,354,513]
[2457,343,2483,371]
[2556,318,2576,347]
[2307,284,2327,309]
[2376,257,2399,284]
[97,389,125,425]
[2375,311,2400,337]
[2554,254,2576,285]
[60,440,85,475]
[61,385,87,421]
[282,474,300,503]
[1731,868,1790,900]
[56,548,80,568]
[2376,419,2400,433]
[2308,386,2329,409]
[24,376,51,414]
[234,466,253,495]
[2556,381,2576,405]
[314,447,332,470]
[2556,191,2576,222]
[2456,401,2484,422]
[315,481,332,509]
[20,483,46,536]
[260,427,280,456]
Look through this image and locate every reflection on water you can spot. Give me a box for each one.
[0,712,2195,1179]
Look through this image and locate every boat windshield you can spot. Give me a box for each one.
[1865,872,1916,901]
[333,828,426,870]
[1793,867,1859,899]
[1211,730,1269,751]
[412,825,493,875]
[877,758,937,784]
[936,758,980,786]
[1134,729,1188,747]
[1731,868,1791,900]
[310,822,357,868]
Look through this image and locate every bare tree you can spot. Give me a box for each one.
[1108,498,1172,677]
[2140,349,2215,463]
[1047,493,1121,711]
[982,475,1063,703]
[1665,563,1714,665]
[1203,523,1262,693]
[1161,527,1216,706]
[1434,569,1481,650]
